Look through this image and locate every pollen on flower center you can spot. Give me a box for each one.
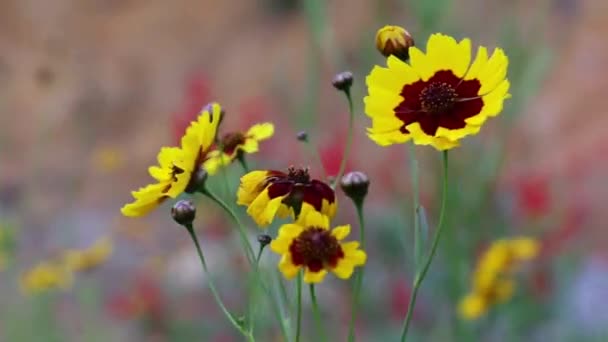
[419,82,457,114]
[287,166,310,184]
[289,227,344,272]
[221,132,246,154]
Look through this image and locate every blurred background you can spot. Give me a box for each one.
[1,0,607,341]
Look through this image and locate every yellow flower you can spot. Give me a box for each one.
[204,122,274,175]
[375,25,415,61]
[237,167,337,227]
[121,103,222,217]
[63,237,113,272]
[365,33,510,150]
[20,262,73,295]
[270,211,366,284]
[458,293,488,320]
[510,237,540,261]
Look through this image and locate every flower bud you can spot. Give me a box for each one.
[375,25,415,61]
[171,200,196,226]
[331,71,353,92]
[257,234,272,248]
[340,171,370,204]
[296,131,308,142]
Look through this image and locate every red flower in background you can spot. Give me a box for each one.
[172,73,212,143]
[514,173,551,219]
[106,274,166,321]
[389,278,414,322]
[320,129,352,178]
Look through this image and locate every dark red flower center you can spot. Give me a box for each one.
[287,166,311,184]
[220,132,246,155]
[289,227,344,272]
[394,70,483,136]
[419,82,457,114]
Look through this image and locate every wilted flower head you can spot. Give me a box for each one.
[365,33,510,150]
[237,166,337,227]
[270,211,366,283]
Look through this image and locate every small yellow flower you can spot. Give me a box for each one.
[365,32,510,150]
[20,262,73,295]
[375,25,415,61]
[237,166,337,227]
[270,211,366,283]
[63,237,113,272]
[121,103,222,217]
[204,122,274,175]
[458,293,488,320]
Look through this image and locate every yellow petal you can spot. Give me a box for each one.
[476,48,509,95]
[278,255,300,280]
[246,190,284,227]
[303,269,327,284]
[331,225,351,240]
[426,33,471,78]
[246,123,274,141]
[203,151,233,176]
[458,293,488,320]
[408,46,435,81]
[332,260,355,279]
[298,209,329,229]
[237,171,269,206]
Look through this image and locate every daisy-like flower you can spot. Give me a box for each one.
[20,262,73,295]
[204,122,274,175]
[365,32,510,150]
[237,166,337,227]
[270,211,366,283]
[121,103,222,217]
[63,237,113,272]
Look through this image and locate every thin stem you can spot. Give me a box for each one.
[237,153,250,173]
[185,225,253,340]
[348,201,366,342]
[400,151,449,341]
[334,89,354,189]
[295,272,303,342]
[310,284,326,342]
[202,187,256,265]
[409,144,422,270]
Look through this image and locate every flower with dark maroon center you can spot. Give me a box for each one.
[270,211,366,283]
[237,167,337,227]
[365,33,510,150]
[203,122,275,175]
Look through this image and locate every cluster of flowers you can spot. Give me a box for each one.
[459,237,540,320]
[20,237,112,295]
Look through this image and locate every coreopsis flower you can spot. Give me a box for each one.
[203,122,274,175]
[63,237,113,272]
[20,262,73,295]
[459,237,539,320]
[270,211,366,283]
[365,33,510,150]
[237,166,337,227]
[121,103,222,217]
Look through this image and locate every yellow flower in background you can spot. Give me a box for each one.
[20,262,73,295]
[121,103,222,217]
[92,146,124,173]
[459,237,539,320]
[237,166,337,227]
[204,122,274,175]
[270,211,366,284]
[365,32,510,150]
[63,237,113,272]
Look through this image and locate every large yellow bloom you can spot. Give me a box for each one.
[365,33,510,150]
[237,167,337,227]
[204,122,274,175]
[63,237,113,272]
[20,262,73,295]
[270,211,366,284]
[121,103,222,217]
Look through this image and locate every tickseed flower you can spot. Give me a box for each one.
[270,211,366,283]
[375,25,415,61]
[204,122,274,175]
[20,262,73,295]
[459,237,539,320]
[365,33,510,150]
[237,166,337,227]
[63,237,113,273]
[121,103,222,217]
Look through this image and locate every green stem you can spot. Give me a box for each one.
[310,284,326,341]
[237,153,250,173]
[202,187,256,265]
[334,89,354,189]
[295,272,303,342]
[348,201,366,342]
[400,151,449,341]
[409,144,422,270]
[185,225,253,341]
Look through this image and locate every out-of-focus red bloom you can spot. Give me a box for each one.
[320,129,353,178]
[541,205,586,257]
[514,174,551,219]
[172,73,212,143]
[389,278,414,322]
[106,274,166,321]
[529,267,552,298]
